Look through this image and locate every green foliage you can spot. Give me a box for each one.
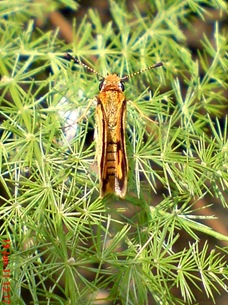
[0,0,227,304]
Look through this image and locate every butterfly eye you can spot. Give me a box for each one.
[119,81,124,91]
[99,80,104,90]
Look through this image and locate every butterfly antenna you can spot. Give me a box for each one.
[65,53,103,78]
[121,61,163,81]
